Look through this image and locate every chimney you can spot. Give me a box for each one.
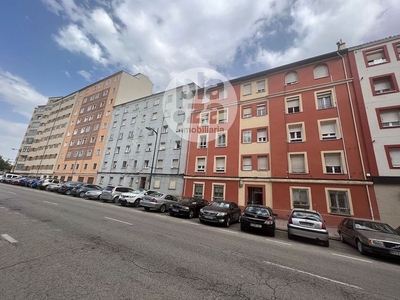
[336,39,346,50]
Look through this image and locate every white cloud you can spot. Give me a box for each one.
[0,119,30,163]
[77,70,92,81]
[43,0,400,90]
[0,71,48,119]
[65,70,70,77]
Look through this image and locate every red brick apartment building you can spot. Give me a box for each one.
[184,48,380,227]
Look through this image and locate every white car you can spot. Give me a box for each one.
[119,189,157,207]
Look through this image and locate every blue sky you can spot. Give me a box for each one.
[1,0,399,164]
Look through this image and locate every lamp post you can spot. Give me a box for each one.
[145,127,158,190]
[10,148,20,173]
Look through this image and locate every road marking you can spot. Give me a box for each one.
[1,234,18,244]
[263,260,362,290]
[181,220,200,226]
[218,229,238,235]
[265,239,292,246]
[43,201,59,206]
[104,217,133,226]
[331,253,373,263]
[4,191,16,195]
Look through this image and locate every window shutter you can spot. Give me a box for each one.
[325,153,341,166]
[389,148,400,167]
[313,65,329,78]
[287,97,299,108]
[321,121,336,134]
[289,124,302,133]
[216,158,225,168]
[257,129,267,141]
[258,157,268,170]
[243,107,252,117]
[243,157,252,170]
[380,110,400,123]
[374,79,391,91]
[366,50,384,61]
[290,154,305,173]
[285,72,298,84]
[257,80,265,91]
[243,84,251,95]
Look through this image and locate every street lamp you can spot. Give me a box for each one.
[145,127,158,190]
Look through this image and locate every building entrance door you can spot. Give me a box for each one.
[247,187,263,205]
[139,177,146,189]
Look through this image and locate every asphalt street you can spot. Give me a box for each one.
[0,184,399,300]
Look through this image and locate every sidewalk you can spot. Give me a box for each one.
[275,218,340,241]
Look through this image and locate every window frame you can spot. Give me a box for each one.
[318,118,340,140]
[287,122,305,143]
[369,73,399,96]
[384,144,400,169]
[362,45,390,67]
[242,156,252,171]
[214,156,226,173]
[376,106,400,129]
[212,183,225,201]
[290,187,312,209]
[196,156,206,172]
[325,188,353,216]
[315,90,335,110]
[321,151,346,174]
[215,131,227,147]
[285,95,301,114]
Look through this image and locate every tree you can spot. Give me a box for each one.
[0,156,12,173]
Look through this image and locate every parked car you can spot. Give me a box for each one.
[140,193,179,212]
[169,197,209,218]
[46,182,63,192]
[337,217,400,257]
[199,201,241,227]
[240,204,277,236]
[38,179,60,190]
[118,189,157,207]
[287,209,329,247]
[30,179,43,188]
[100,186,134,203]
[396,226,400,235]
[58,181,84,195]
[71,184,103,197]
[85,190,103,200]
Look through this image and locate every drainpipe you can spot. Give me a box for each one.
[337,50,374,220]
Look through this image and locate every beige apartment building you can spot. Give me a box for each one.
[52,71,153,183]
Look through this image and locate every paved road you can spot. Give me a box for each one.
[0,184,399,300]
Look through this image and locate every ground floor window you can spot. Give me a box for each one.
[291,188,310,209]
[194,183,204,197]
[328,190,350,215]
[213,184,224,201]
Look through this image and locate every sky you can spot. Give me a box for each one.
[0,0,399,165]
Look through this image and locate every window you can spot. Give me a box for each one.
[292,188,310,209]
[200,113,209,126]
[216,132,227,147]
[136,144,141,152]
[169,180,176,190]
[364,48,388,66]
[103,123,108,128]
[386,146,400,168]
[371,75,398,95]
[218,109,227,124]
[198,135,207,148]
[118,133,123,140]
[289,153,306,173]
[257,129,267,142]
[153,179,160,189]
[154,98,160,105]
[285,71,298,85]
[243,130,252,143]
[328,190,351,215]
[86,150,92,156]
[167,94,173,103]
[125,145,131,153]
[219,88,227,100]
[106,111,111,116]
[146,143,152,152]
[243,83,251,95]
[243,107,252,118]
[320,119,338,140]
[257,104,266,116]
[131,117,136,124]
[379,108,400,128]
[313,64,329,79]
[213,184,224,201]
[156,159,163,168]
[113,121,117,128]
[176,123,183,132]
[175,141,181,149]
[93,163,97,170]
[394,42,400,60]
[96,149,100,156]
[151,112,157,120]
[159,142,166,150]
[257,156,268,170]
[324,153,343,174]
[144,160,149,168]
[257,80,265,92]
[133,160,137,169]
[215,157,226,172]
[243,156,252,170]
[122,161,127,168]
[316,91,333,109]
[286,96,300,113]
[171,159,179,168]
[288,124,303,142]
[196,157,206,172]
[161,125,168,133]
[121,119,126,126]
[142,115,146,122]
[194,183,204,197]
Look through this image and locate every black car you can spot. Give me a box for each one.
[58,181,84,195]
[169,197,209,219]
[240,205,277,236]
[199,201,241,227]
[70,184,103,197]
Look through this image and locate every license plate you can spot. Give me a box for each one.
[172,209,179,212]
[389,250,400,256]
[204,216,214,219]
[250,223,262,228]
[299,222,313,227]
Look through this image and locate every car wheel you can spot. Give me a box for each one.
[322,240,329,247]
[339,232,345,244]
[113,196,119,204]
[240,223,246,231]
[288,232,293,240]
[144,207,150,211]
[159,205,166,213]
[357,239,365,255]
[65,190,71,195]
[188,209,194,219]
[225,216,231,227]
[79,192,85,198]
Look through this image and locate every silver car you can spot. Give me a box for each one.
[287,209,329,247]
[119,189,157,207]
[85,190,103,200]
[140,193,179,213]
[100,186,134,203]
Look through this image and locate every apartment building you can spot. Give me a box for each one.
[53,71,153,183]
[13,95,76,178]
[97,84,195,196]
[349,35,400,227]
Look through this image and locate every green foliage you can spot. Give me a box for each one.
[0,156,12,172]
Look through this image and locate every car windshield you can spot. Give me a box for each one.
[292,211,322,221]
[131,190,144,194]
[150,193,164,198]
[354,221,398,234]
[180,198,196,203]
[210,202,230,209]
[104,186,114,191]
[245,206,270,216]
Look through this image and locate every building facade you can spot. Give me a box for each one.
[349,36,400,227]
[97,84,195,197]
[52,71,153,183]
